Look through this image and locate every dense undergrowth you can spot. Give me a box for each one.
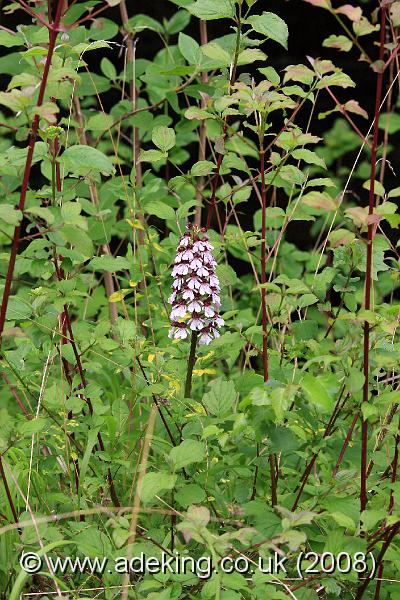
[0,0,399,598]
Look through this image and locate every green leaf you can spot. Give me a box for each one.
[139,149,167,163]
[362,179,385,197]
[323,34,353,52]
[191,160,216,176]
[247,12,289,49]
[145,200,175,220]
[89,256,130,272]
[301,373,334,412]
[259,66,280,86]
[175,484,206,508]
[215,264,238,286]
[61,225,94,258]
[140,471,177,504]
[201,41,230,66]
[75,527,112,557]
[86,113,113,131]
[25,206,54,224]
[0,31,24,48]
[388,187,400,198]
[292,320,319,340]
[60,146,115,176]
[169,439,206,470]
[19,417,49,436]
[152,126,176,152]
[0,204,22,225]
[185,106,215,120]
[61,201,86,228]
[186,0,236,20]
[292,148,326,169]
[7,296,32,320]
[100,56,117,80]
[347,368,365,394]
[178,32,201,64]
[203,378,236,417]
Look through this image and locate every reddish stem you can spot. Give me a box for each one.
[260,149,269,384]
[206,122,228,230]
[323,85,371,149]
[332,412,359,477]
[0,0,63,339]
[1,372,30,418]
[360,5,386,515]
[259,146,277,506]
[0,457,18,523]
[355,522,400,599]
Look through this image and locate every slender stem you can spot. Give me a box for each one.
[260,147,269,384]
[206,10,241,230]
[0,457,18,524]
[360,4,386,515]
[293,388,346,508]
[0,0,63,339]
[229,5,242,88]
[195,19,209,227]
[333,412,359,476]
[2,372,30,418]
[355,522,400,600]
[331,10,372,63]
[185,332,198,398]
[259,134,276,506]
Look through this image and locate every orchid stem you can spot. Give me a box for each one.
[185,332,198,398]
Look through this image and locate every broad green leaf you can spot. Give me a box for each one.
[89,256,130,272]
[0,31,24,47]
[215,264,239,286]
[169,439,206,470]
[185,106,215,120]
[203,378,236,417]
[191,160,216,176]
[100,56,117,80]
[19,417,49,436]
[6,296,32,320]
[86,113,113,131]
[362,179,385,197]
[139,149,167,163]
[178,32,201,64]
[60,145,115,176]
[323,34,352,52]
[0,204,22,225]
[388,187,400,198]
[25,206,54,224]
[175,484,206,508]
[292,148,326,169]
[186,0,236,20]
[61,225,94,258]
[145,200,175,220]
[247,12,289,49]
[75,527,112,557]
[301,373,334,412]
[201,41,230,66]
[140,471,177,504]
[152,125,176,152]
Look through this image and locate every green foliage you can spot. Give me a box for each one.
[0,0,399,599]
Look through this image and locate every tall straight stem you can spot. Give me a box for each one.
[260,146,276,506]
[0,1,63,338]
[0,457,18,523]
[360,5,386,514]
[185,332,198,398]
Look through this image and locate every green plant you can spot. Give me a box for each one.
[0,1,399,599]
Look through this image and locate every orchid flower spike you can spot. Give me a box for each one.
[168,223,224,345]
